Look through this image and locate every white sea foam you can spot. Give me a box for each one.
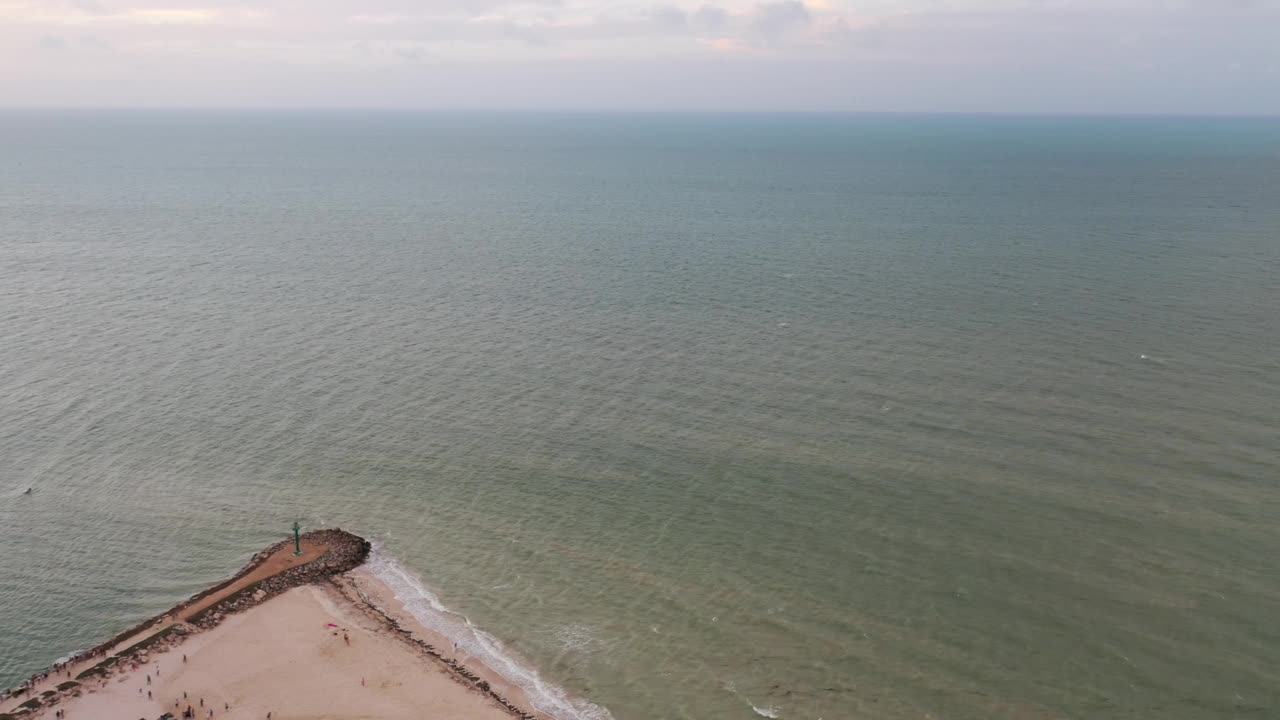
[553,624,599,654]
[364,545,614,720]
[752,704,781,718]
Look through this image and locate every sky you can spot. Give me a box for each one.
[1,0,1278,113]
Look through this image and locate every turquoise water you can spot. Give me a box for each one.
[1,112,1278,719]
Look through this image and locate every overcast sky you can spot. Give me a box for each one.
[2,0,1278,112]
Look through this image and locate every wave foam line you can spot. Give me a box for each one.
[365,545,614,720]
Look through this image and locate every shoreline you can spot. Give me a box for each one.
[335,569,555,720]
[0,530,549,720]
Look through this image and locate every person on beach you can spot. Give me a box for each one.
[147,674,151,684]
[344,631,350,646]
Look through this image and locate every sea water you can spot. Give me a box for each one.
[1,112,1279,719]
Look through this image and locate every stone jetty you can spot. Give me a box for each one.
[1,529,548,720]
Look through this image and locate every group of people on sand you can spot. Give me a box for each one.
[168,686,240,712]
[9,621,362,719]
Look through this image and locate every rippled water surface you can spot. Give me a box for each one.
[1,112,1279,719]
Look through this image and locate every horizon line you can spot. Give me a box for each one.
[1,107,1278,119]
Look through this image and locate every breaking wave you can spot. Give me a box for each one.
[364,545,614,720]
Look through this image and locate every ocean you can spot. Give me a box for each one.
[0,111,1278,719]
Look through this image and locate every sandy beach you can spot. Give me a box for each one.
[1,531,545,720]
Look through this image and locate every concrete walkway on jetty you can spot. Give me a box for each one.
[0,533,349,716]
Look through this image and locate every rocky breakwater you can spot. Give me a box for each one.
[3,530,371,719]
[64,531,369,681]
[186,528,371,628]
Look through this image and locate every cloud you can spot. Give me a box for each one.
[392,44,428,61]
[3,0,1280,112]
[640,4,730,33]
[11,4,264,26]
[692,5,728,31]
[127,9,218,25]
[751,1,811,40]
[31,29,110,51]
[699,36,766,55]
[648,5,687,31]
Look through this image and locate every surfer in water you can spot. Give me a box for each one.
[22,488,33,495]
